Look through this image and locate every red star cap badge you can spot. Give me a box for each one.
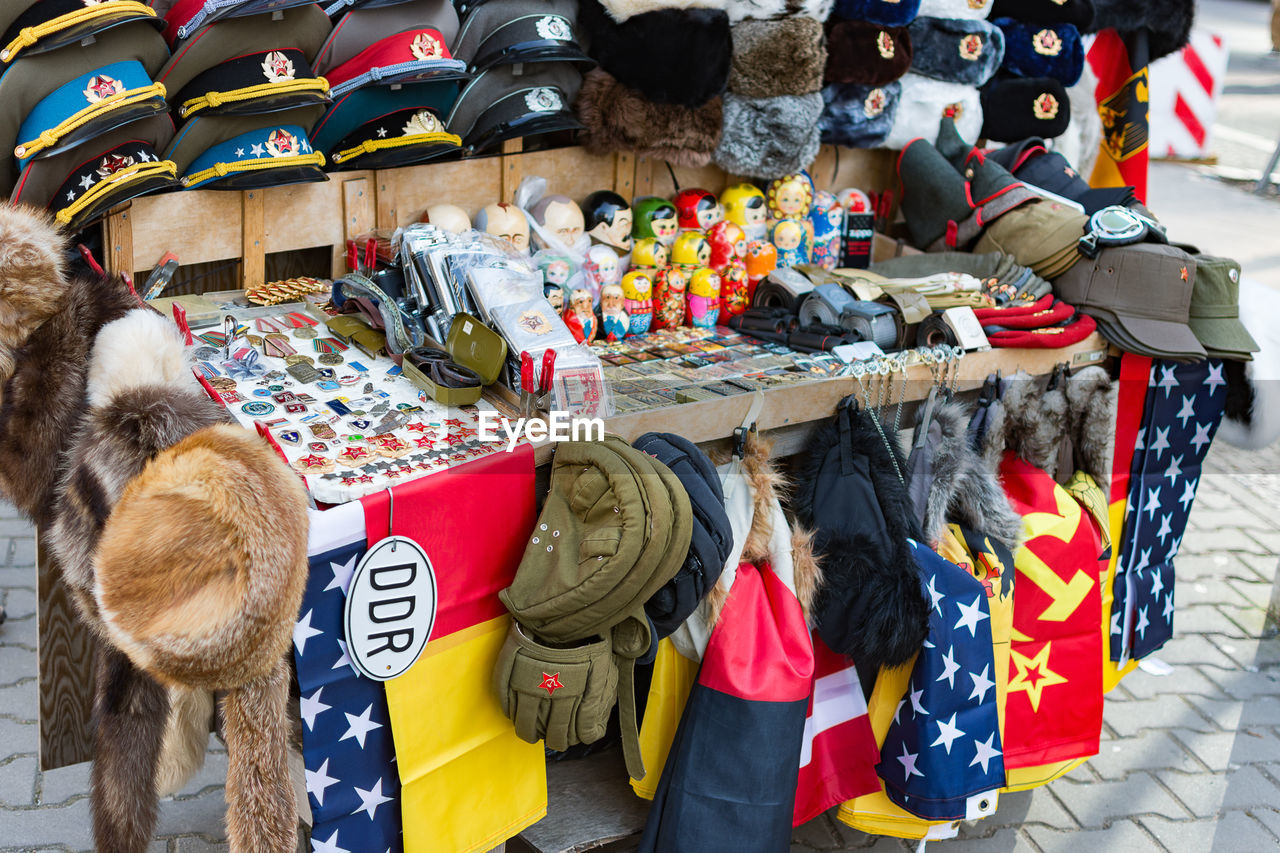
[540,672,564,696]
[1180,266,1188,281]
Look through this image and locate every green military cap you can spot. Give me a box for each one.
[0,0,163,64]
[0,21,168,197]
[11,113,179,231]
[973,198,1089,278]
[1189,255,1259,361]
[156,4,334,123]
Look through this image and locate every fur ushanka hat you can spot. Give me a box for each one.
[995,19,1084,86]
[824,20,912,87]
[979,74,1071,141]
[883,73,982,150]
[1088,0,1193,62]
[907,16,1004,87]
[578,0,730,107]
[576,68,723,166]
[831,0,919,27]
[991,0,1094,27]
[917,0,992,19]
[819,81,899,147]
[601,0,727,22]
[730,18,826,97]
[714,91,823,178]
[726,0,835,23]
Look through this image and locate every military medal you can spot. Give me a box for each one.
[294,326,318,340]
[292,454,335,474]
[285,354,314,366]
[242,401,275,416]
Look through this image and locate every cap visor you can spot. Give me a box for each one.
[56,170,180,232]
[1188,315,1260,357]
[370,62,470,87]
[182,90,332,123]
[188,162,328,190]
[14,12,165,58]
[27,99,170,162]
[218,0,319,20]
[463,110,582,153]
[1095,313,1207,360]
[472,42,597,74]
[329,139,460,170]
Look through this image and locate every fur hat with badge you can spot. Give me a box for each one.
[819,81,900,148]
[906,16,1004,87]
[994,19,1085,85]
[824,19,912,87]
[917,0,993,19]
[0,205,309,853]
[883,73,983,150]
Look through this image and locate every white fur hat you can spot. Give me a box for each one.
[601,0,727,23]
[883,73,982,150]
[918,0,992,19]
[726,0,834,23]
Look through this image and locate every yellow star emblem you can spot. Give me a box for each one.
[1007,642,1068,712]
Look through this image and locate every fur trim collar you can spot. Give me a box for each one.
[919,400,1023,553]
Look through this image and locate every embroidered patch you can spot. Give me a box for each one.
[877,30,895,60]
[1033,92,1060,120]
[959,34,984,61]
[1034,28,1063,56]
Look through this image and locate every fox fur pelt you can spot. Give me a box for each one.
[0,205,308,853]
[790,401,929,673]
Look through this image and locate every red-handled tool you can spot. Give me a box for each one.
[536,348,557,414]
[520,351,536,419]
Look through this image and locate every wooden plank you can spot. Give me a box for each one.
[632,156,653,197]
[130,189,242,271]
[501,138,524,204]
[612,152,634,199]
[37,534,97,770]
[378,156,504,226]
[375,170,398,231]
[241,190,266,289]
[514,146,617,206]
[809,146,899,196]
[102,206,134,279]
[334,177,376,277]
[517,750,647,853]
[263,174,366,256]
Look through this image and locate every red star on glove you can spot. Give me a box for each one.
[540,672,564,696]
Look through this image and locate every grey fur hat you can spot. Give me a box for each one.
[714,91,822,177]
[908,16,1005,86]
[818,81,899,148]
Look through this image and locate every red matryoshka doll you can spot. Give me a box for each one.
[719,264,749,319]
[653,267,689,331]
[707,220,747,273]
[673,188,723,232]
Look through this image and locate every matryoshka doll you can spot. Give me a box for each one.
[686,268,721,329]
[673,188,723,232]
[745,241,777,301]
[766,172,814,225]
[721,183,768,242]
[719,265,749,319]
[632,196,679,247]
[653,266,688,331]
[564,288,597,343]
[707,220,748,275]
[630,237,669,271]
[586,244,621,292]
[600,283,630,343]
[809,191,844,271]
[670,231,712,271]
[771,219,810,268]
[621,271,654,336]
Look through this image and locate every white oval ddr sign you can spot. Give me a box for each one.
[343,536,438,681]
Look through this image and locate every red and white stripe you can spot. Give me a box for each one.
[1149,30,1228,159]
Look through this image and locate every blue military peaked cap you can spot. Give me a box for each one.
[180,122,327,189]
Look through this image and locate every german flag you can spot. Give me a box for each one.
[1087,29,1151,202]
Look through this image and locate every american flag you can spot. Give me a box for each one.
[294,502,403,853]
[1112,359,1227,663]
[876,542,1004,821]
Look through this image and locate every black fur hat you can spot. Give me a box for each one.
[991,0,1094,28]
[979,74,1070,142]
[577,0,731,107]
[790,400,929,672]
[824,20,912,86]
[1088,0,1194,61]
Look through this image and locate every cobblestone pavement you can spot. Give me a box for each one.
[1,436,1279,852]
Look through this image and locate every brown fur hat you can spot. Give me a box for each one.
[824,20,912,86]
[730,18,826,98]
[575,68,722,167]
[95,423,309,690]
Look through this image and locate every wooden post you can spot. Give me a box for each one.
[102,206,135,279]
[613,152,634,200]
[241,190,266,289]
[375,170,399,231]
[37,534,96,770]
[501,138,524,204]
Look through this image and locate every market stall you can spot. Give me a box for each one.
[4,0,1237,851]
